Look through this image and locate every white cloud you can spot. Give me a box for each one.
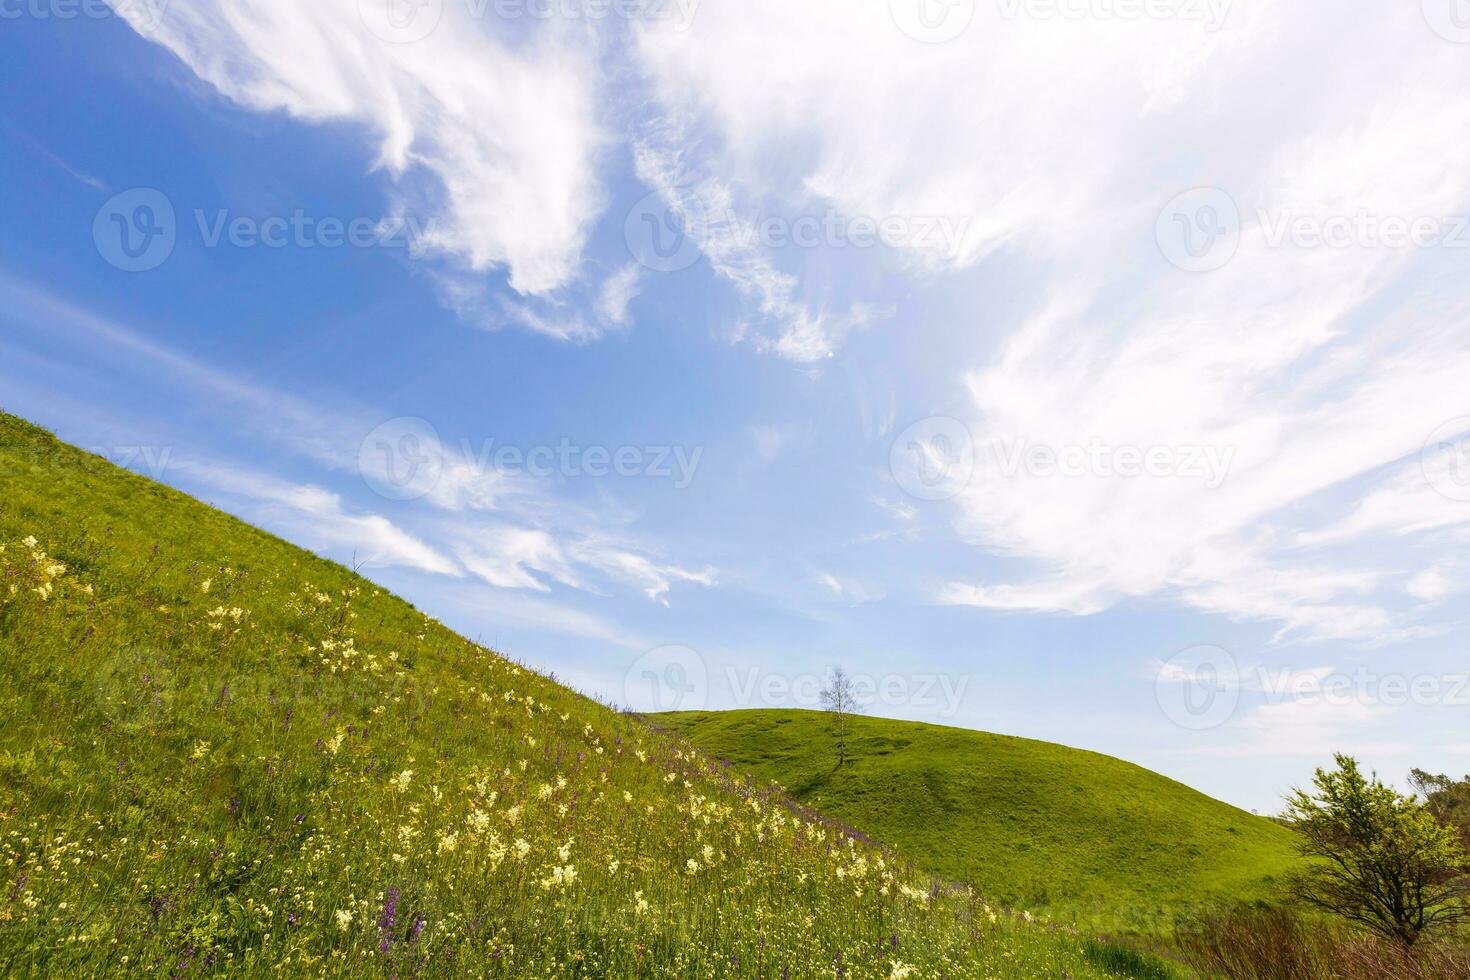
[815,571,881,604]
[595,264,644,326]
[575,542,716,605]
[433,584,653,652]
[174,459,461,576]
[452,520,714,606]
[108,0,607,296]
[456,527,582,593]
[99,1,1470,643]
[1209,698,1396,759]
[631,129,883,362]
[872,496,917,523]
[749,425,794,465]
[10,281,714,610]
[631,2,1470,641]
[429,274,613,344]
[637,0,1470,630]
[1407,566,1454,604]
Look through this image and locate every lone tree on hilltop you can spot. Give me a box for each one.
[1286,754,1470,948]
[819,666,862,768]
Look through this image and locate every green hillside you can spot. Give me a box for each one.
[0,412,1150,977]
[652,710,1301,931]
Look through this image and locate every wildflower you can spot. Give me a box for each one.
[539,864,577,890]
[334,909,353,931]
[377,888,399,954]
[890,963,916,980]
[191,741,211,760]
[390,769,413,793]
[634,890,650,915]
[22,536,37,548]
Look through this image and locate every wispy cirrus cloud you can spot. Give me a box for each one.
[94,0,1470,650]
[630,1,1470,641]
[2,279,716,610]
[173,458,461,576]
[107,0,610,306]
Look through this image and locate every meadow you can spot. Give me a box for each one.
[651,711,1301,933]
[0,412,1160,977]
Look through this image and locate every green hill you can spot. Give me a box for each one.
[652,709,1301,931]
[0,412,1148,978]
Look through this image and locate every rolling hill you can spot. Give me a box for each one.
[0,412,1150,978]
[652,709,1302,931]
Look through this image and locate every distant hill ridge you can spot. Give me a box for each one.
[654,708,1302,931]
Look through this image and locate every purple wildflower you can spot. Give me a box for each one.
[378,887,400,954]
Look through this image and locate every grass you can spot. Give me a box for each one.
[650,709,1302,933]
[0,411,1150,977]
[1175,906,1470,980]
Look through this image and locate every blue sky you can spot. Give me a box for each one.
[4,0,1470,813]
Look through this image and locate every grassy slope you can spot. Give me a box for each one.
[652,710,1300,930]
[0,413,1148,978]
